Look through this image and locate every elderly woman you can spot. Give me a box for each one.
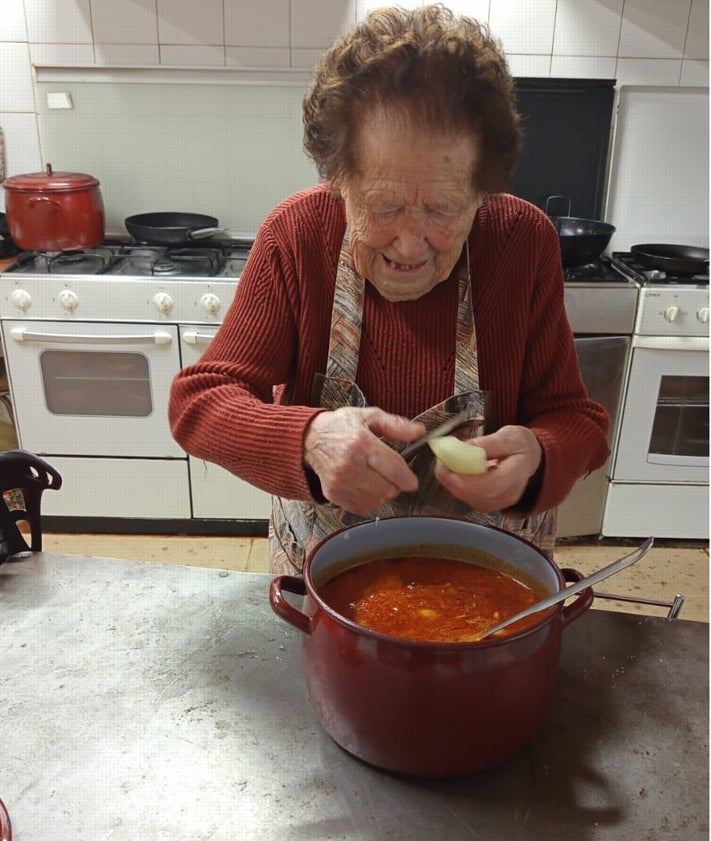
[169,5,609,573]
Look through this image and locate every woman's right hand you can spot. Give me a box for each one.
[303,407,426,515]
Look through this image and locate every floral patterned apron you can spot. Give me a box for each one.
[269,231,556,574]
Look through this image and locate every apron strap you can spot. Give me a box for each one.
[324,231,481,392]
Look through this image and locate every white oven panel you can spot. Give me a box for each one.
[611,336,709,483]
[0,275,238,324]
[603,481,709,540]
[636,287,710,337]
[180,324,272,519]
[1,319,185,458]
[41,456,191,518]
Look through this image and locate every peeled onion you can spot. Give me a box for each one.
[429,436,488,475]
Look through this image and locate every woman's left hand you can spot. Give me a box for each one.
[433,425,542,513]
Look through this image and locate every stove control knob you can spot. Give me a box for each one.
[663,305,680,323]
[153,292,174,315]
[697,307,709,324]
[58,289,79,312]
[10,288,32,312]
[200,293,221,316]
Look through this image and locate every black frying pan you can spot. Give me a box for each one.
[125,212,224,245]
[631,244,709,275]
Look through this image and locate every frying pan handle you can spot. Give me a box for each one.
[559,568,594,628]
[187,227,223,240]
[269,575,312,635]
[544,195,572,217]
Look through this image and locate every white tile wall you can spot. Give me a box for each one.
[0,43,35,111]
[92,0,159,46]
[157,0,224,47]
[0,0,28,42]
[0,0,708,211]
[553,0,624,57]
[23,0,93,44]
[224,0,290,48]
[489,0,558,55]
[291,0,357,49]
[618,0,692,59]
[686,0,710,59]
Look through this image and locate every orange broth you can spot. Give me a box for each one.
[318,556,543,643]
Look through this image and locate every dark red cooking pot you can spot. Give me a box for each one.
[2,164,105,251]
[270,516,593,777]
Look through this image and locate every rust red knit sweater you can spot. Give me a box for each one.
[169,184,609,515]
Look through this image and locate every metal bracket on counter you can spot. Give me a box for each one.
[594,591,686,620]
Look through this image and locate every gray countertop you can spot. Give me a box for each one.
[1,552,708,840]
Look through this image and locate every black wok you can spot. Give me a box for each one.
[125,212,223,245]
[631,244,709,276]
[545,196,616,268]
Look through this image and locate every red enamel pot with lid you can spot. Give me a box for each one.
[2,164,105,251]
[270,516,593,777]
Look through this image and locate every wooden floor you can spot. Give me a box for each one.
[41,532,709,623]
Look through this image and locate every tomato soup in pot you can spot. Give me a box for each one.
[317,553,544,643]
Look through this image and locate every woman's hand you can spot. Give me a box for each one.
[434,425,542,513]
[303,407,427,515]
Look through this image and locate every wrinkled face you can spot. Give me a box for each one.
[338,110,482,302]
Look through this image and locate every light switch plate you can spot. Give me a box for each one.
[46,92,73,110]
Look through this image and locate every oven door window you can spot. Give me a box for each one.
[40,350,153,417]
[649,375,708,462]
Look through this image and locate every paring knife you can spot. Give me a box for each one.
[400,410,475,459]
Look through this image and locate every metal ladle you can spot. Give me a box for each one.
[477,536,655,641]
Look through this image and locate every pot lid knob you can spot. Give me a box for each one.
[46,163,53,176]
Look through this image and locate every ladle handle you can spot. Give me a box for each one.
[480,536,655,640]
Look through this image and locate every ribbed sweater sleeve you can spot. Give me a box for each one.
[168,185,610,511]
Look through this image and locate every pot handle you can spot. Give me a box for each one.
[559,568,594,628]
[269,575,312,636]
[544,195,572,217]
[28,196,61,214]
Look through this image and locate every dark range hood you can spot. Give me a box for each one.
[509,78,616,220]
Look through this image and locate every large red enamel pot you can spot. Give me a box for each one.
[2,164,105,252]
[270,516,593,777]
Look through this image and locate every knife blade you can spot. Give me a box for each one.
[400,410,474,460]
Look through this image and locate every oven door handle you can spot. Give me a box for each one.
[181,331,215,347]
[632,335,709,351]
[9,327,173,346]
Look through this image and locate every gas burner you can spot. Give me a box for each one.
[563,257,623,282]
[13,247,115,274]
[611,253,709,286]
[108,246,223,277]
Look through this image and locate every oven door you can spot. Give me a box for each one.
[1,319,184,458]
[180,325,271,519]
[611,336,709,483]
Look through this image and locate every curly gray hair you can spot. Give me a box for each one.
[303,4,521,194]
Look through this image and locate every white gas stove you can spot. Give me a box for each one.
[602,254,709,539]
[0,238,272,534]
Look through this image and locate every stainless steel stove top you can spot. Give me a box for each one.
[7,239,254,279]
